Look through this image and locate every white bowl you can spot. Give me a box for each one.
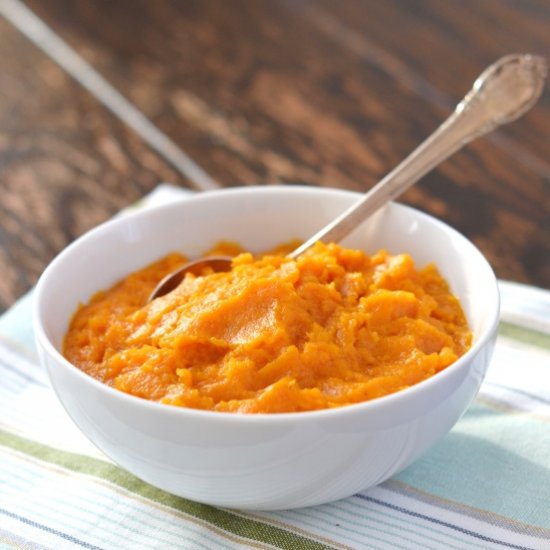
[33,185,499,510]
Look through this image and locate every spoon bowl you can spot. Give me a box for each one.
[151,256,233,299]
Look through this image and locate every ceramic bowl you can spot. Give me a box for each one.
[33,185,499,510]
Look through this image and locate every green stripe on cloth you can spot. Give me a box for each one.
[498,321,550,350]
[0,429,334,550]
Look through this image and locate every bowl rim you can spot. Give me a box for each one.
[33,185,500,424]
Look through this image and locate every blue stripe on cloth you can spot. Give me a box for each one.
[395,402,550,530]
[0,356,48,388]
[484,382,550,406]
[299,498,485,550]
[355,495,534,550]
[270,502,470,550]
[1,461,234,550]
[0,507,103,550]
[383,480,549,541]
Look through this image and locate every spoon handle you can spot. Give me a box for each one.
[289,54,547,259]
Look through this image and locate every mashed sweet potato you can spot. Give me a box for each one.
[64,242,471,413]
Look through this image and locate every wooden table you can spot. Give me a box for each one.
[0,0,548,313]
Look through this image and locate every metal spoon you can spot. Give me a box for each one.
[149,53,547,302]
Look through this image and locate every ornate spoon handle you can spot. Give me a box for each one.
[289,54,547,259]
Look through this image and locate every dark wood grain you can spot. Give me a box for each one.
[0,16,186,311]
[0,0,548,312]
[310,0,550,167]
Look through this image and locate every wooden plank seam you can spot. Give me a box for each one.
[0,0,220,191]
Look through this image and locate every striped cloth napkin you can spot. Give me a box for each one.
[1,185,549,550]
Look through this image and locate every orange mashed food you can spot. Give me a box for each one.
[64,242,471,413]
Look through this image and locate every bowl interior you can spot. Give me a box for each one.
[35,186,498,357]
